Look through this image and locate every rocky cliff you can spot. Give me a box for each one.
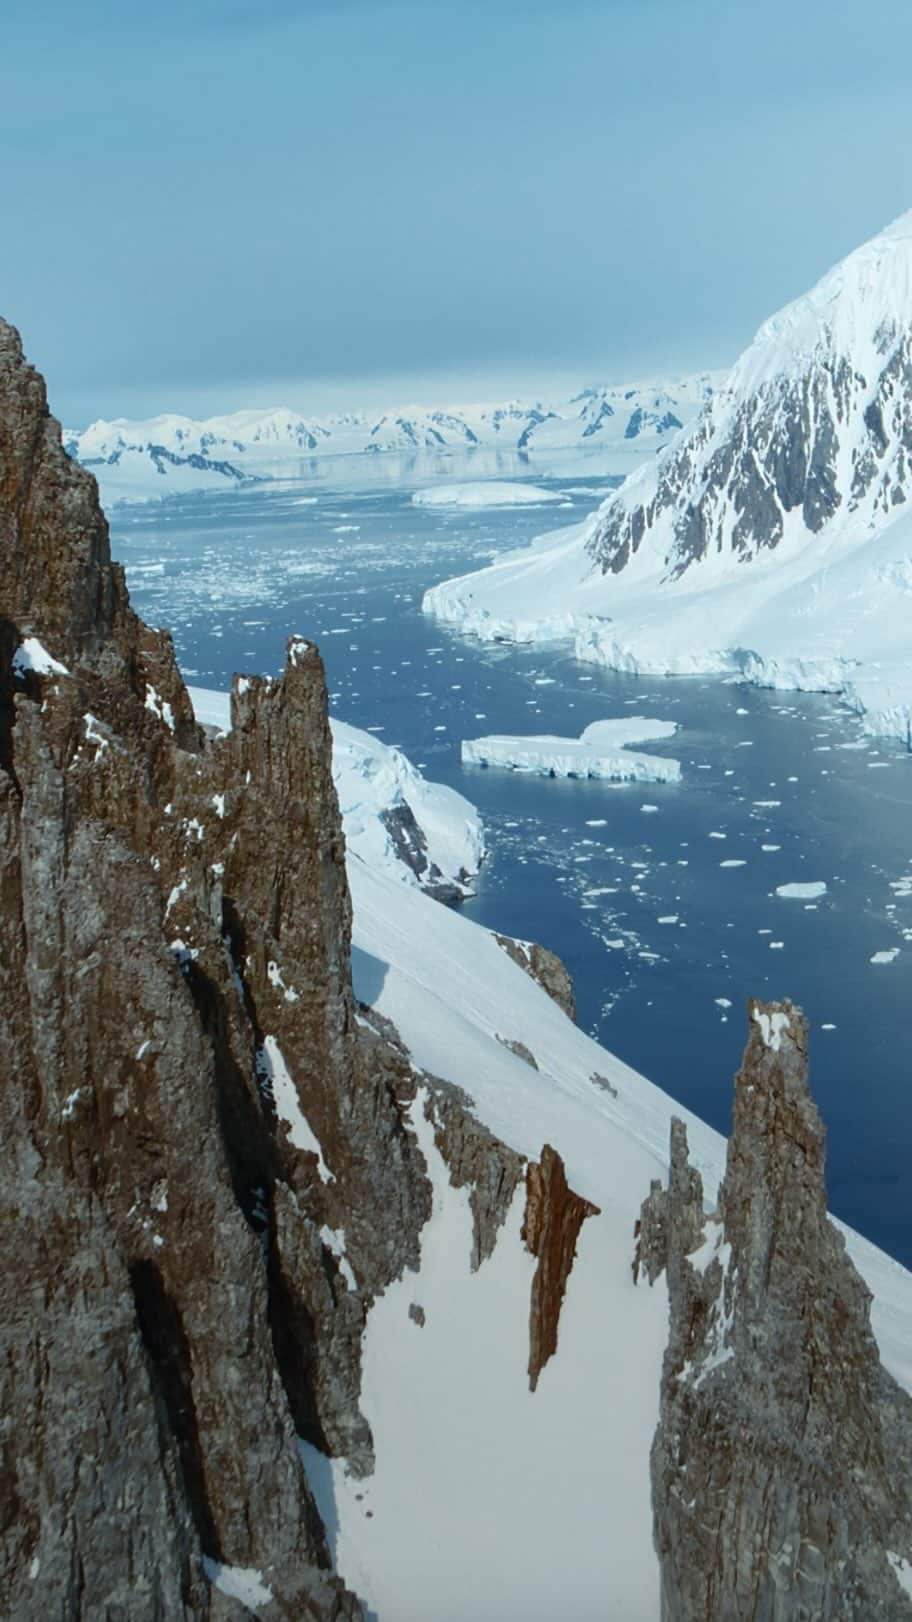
[1,317,601,1619]
[638,999,912,1620]
[0,319,522,1618]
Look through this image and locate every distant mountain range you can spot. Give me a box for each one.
[64,375,720,503]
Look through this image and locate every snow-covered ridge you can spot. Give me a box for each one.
[424,211,912,746]
[64,374,719,504]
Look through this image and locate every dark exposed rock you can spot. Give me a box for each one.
[587,313,912,579]
[408,1303,426,1328]
[378,800,476,905]
[424,1080,526,1269]
[589,1070,618,1099]
[642,999,912,1620]
[0,316,448,1617]
[494,932,577,1022]
[521,1144,600,1392]
[496,1033,540,1069]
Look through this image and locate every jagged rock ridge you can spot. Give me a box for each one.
[638,999,912,1620]
[0,318,540,1619]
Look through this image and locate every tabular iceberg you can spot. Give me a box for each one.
[461,716,681,782]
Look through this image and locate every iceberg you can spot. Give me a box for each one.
[461,717,680,783]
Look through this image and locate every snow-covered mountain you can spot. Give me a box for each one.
[63,375,718,503]
[425,211,912,744]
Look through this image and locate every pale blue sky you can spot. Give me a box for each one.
[3,0,911,424]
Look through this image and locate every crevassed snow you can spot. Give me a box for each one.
[461,717,680,783]
[412,482,564,509]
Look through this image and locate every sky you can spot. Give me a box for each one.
[3,0,912,426]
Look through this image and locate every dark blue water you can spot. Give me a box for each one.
[114,472,912,1266]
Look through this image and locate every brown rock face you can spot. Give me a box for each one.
[522,1144,599,1392]
[642,999,912,1621]
[495,933,577,1022]
[0,318,445,1617]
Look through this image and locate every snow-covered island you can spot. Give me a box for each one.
[461,716,681,783]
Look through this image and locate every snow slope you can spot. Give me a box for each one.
[461,716,681,782]
[424,212,912,745]
[191,680,912,1621]
[64,375,718,504]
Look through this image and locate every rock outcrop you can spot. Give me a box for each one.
[495,933,577,1022]
[379,801,474,905]
[640,999,912,1620]
[522,1144,599,1392]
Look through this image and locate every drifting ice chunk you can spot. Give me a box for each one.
[776,882,827,900]
[413,482,564,509]
[461,717,680,783]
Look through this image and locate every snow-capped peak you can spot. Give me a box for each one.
[63,375,721,505]
[584,207,912,583]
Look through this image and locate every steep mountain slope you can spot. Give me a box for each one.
[8,314,912,1621]
[424,212,912,742]
[63,376,718,503]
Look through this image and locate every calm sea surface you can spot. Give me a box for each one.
[113,463,912,1266]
